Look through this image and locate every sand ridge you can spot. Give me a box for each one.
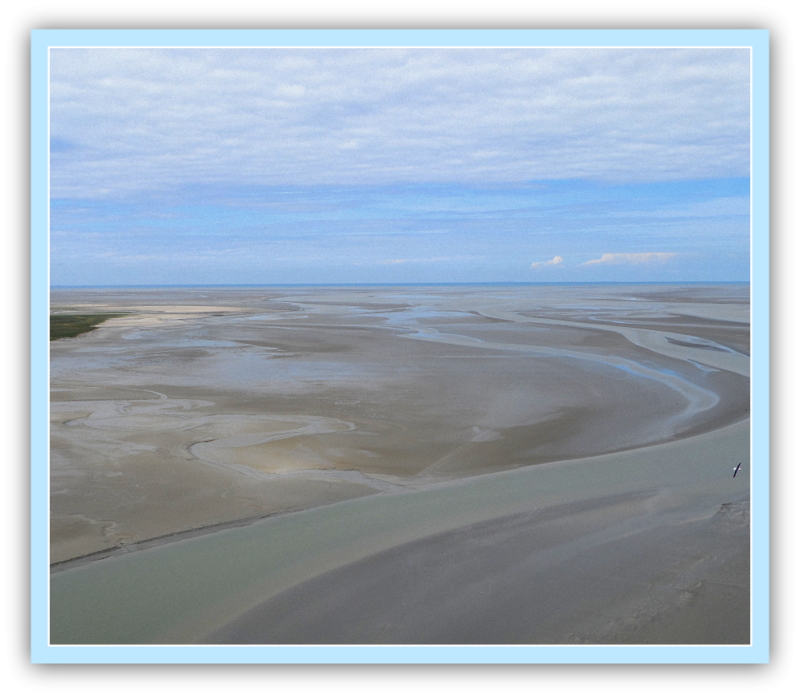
[50,419,750,645]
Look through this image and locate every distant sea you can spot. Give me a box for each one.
[50,281,750,290]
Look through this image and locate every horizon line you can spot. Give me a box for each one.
[50,280,751,289]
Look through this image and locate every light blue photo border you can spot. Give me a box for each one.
[31,28,770,664]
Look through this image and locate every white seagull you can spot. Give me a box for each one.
[733,462,742,478]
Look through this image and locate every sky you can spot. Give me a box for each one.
[49,46,751,285]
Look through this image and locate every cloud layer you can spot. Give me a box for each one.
[50,47,750,199]
[48,47,751,285]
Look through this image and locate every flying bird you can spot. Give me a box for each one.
[733,462,742,478]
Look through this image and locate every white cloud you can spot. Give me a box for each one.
[49,47,750,199]
[531,255,564,269]
[583,252,678,266]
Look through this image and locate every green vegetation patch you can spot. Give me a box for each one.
[50,313,127,341]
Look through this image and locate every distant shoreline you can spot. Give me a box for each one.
[50,280,751,290]
[49,312,128,340]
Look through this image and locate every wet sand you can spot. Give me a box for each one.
[205,493,749,645]
[49,283,750,645]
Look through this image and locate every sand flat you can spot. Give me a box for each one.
[49,284,750,644]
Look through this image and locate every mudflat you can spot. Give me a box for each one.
[49,283,750,644]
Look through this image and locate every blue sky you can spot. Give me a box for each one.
[49,47,751,285]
